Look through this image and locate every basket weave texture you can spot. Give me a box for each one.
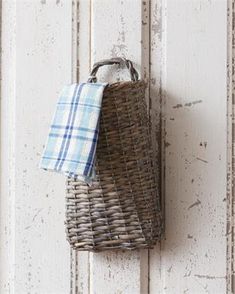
[65,58,162,251]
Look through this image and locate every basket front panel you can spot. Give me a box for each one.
[66,81,162,251]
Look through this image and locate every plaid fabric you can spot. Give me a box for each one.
[39,82,107,183]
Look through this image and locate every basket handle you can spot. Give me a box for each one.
[87,57,139,83]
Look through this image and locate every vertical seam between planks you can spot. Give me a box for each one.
[71,0,79,293]
[88,1,92,293]
[148,0,152,119]
[227,0,235,293]
[148,1,152,293]
[141,0,151,292]
[89,0,92,73]
[160,0,167,291]
[160,0,167,240]
[75,0,79,289]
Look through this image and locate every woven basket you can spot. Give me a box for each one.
[66,57,162,251]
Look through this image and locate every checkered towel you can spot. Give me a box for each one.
[39,82,107,183]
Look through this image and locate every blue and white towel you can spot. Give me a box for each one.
[39,82,107,183]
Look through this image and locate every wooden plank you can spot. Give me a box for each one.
[0,1,72,292]
[70,1,91,293]
[158,1,227,293]
[73,0,151,293]
[90,0,149,292]
[0,1,16,292]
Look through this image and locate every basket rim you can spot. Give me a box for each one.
[106,79,146,88]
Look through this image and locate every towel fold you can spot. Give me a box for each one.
[39,82,107,183]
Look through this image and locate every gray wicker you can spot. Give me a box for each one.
[65,58,162,252]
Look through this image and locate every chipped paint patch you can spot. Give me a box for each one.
[188,199,201,210]
[195,274,226,280]
[173,103,183,109]
[185,100,203,107]
[151,0,162,39]
[173,100,203,109]
[196,157,208,164]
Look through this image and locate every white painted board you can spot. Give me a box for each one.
[1,1,72,293]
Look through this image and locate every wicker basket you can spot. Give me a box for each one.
[65,57,162,251]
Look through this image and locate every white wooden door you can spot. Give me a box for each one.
[0,0,231,293]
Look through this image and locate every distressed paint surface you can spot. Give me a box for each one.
[73,1,151,293]
[73,0,228,293]
[90,1,149,292]
[0,1,16,292]
[160,1,227,293]
[0,0,72,293]
[0,0,230,293]
[70,2,90,293]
